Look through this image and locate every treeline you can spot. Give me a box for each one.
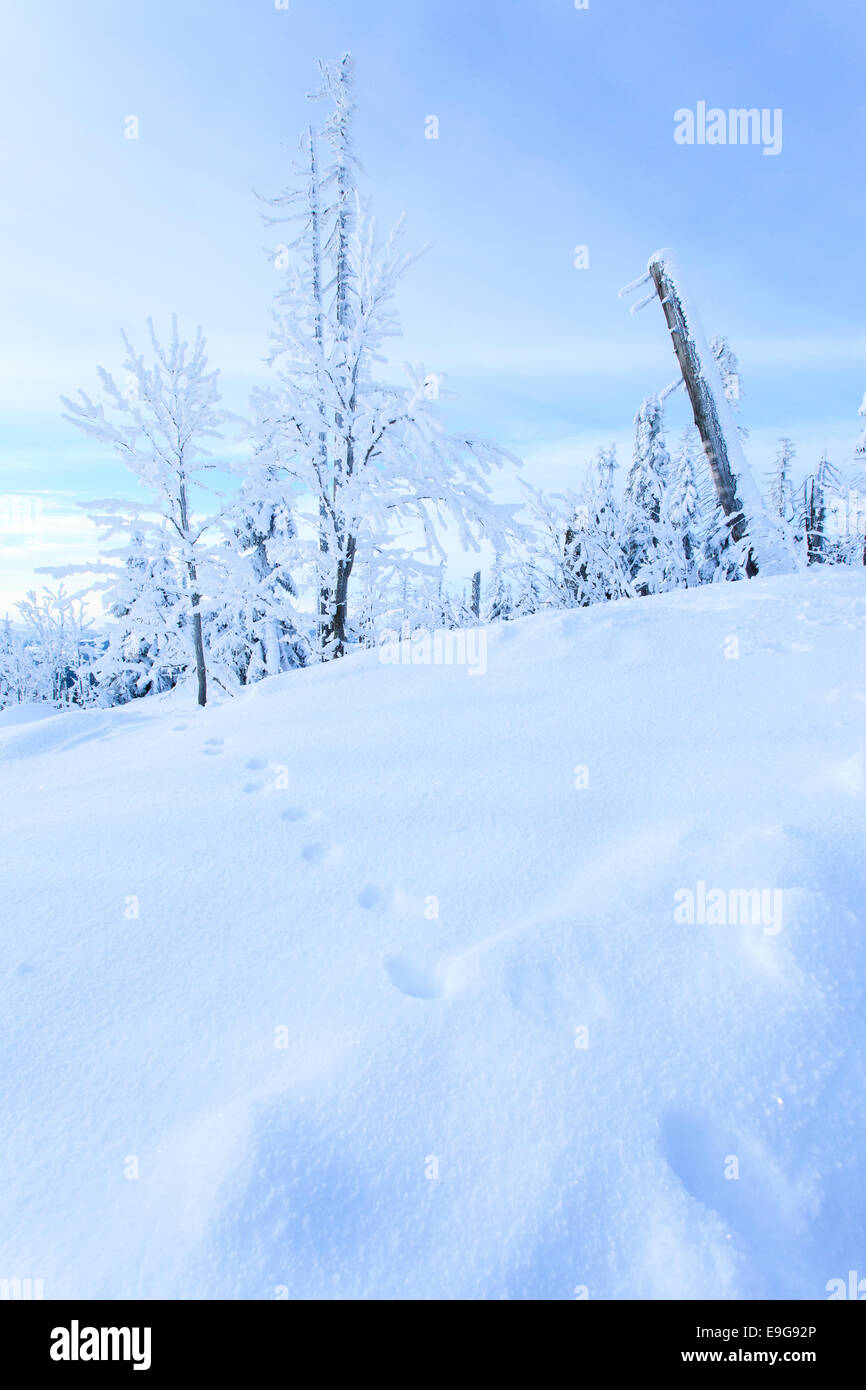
[3,397,862,713]
[1,56,864,714]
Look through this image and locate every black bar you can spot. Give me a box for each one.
[4,1298,863,1375]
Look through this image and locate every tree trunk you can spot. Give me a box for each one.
[178,478,207,706]
[308,128,334,660]
[329,535,356,657]
[648,257,756,575]
[191,601,207,707]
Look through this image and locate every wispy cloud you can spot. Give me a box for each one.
[0,496,103,616]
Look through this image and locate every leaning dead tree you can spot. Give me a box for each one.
[620,249,796,577]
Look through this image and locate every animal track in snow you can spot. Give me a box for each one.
[246,757,267,770]
[280,806,307,823]
[385,954,445,1000]
[242,782,264,795]
[202,739,224,756]
[301,843,326,864]
[357,885,383,911]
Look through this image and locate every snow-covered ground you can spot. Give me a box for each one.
[2,570,865,1300]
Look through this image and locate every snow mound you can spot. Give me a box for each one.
[2,570,865,1299]
[0,702,65,729]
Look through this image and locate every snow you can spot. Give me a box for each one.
[0,702,61,729]
[2,570,865,1300]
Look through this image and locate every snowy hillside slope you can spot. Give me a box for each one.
[2,571,865,1300]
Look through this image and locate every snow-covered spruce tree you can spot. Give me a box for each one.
[768,437,796,523]
[521,449,631,610]
[95,530,186,704]
[625,395,670,592]
[668,432,702,541]
[254,54,519,660]
[62,319,233,706]
[484,553,513,623]
[510,568,545,618]
[641,429,703,591]
[570,446,633,605]
[710,334,748,439]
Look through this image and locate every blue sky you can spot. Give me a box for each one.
[1,0,864,608]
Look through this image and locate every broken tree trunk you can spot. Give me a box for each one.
[621,250,796,576]
[646,254,755,572]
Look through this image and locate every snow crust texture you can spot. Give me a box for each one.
[2,572,865,1299]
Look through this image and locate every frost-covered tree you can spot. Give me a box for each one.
[62,319,233,706]
[217,472,310,681]
[12,586,97,707]
[0,618,34,708]
[687,460,749,584]
[625,395,670,590]
[643,429,703,590]
[696,502,751,583]
[570,447,633,604]
[627,396,670,515]
[484,553,513,623]
[667,432,702,535]
[768,437,796,522]
[838,473,866,565]
[521,449,632,610]
[433,574,481,630]
[856,389,866,458]
[329,551,447,647]
[801,452,840,565]
[519,483,581,608]
[510,569,545,618]
[254,54,519,660]
[93,530,186,704]
[710,334,748,438]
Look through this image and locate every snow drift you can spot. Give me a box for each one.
[2,570,865,1299]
